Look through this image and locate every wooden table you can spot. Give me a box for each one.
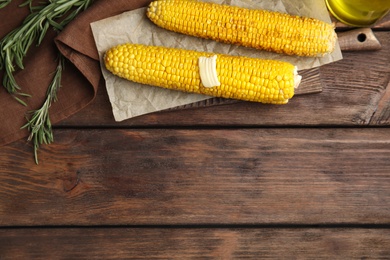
[1,18,390,259]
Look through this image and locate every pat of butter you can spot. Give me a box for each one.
[198,55,220,88]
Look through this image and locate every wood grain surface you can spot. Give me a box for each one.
[1,11,390,260]
[1,128,389,226]
[1,228,389,259]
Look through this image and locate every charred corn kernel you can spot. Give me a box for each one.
[147,0,337,57]
[104,43,301,104]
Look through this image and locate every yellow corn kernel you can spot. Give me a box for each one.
[147,0,337,57]
[104,43,300,104]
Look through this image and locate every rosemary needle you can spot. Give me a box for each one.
[0,0,11,9]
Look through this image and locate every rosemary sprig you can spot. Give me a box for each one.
[0,0,95,163]
[0,0,94,100]
[22,55,64,164]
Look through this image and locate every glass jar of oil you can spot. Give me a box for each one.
[325,0,390,27]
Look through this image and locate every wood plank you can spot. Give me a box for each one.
[370,81,390,125]
[0,228,389,259]
[1,128,389,226]
[58,32,390,127]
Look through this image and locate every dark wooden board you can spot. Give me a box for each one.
[0,228,389,259]
[58,32,390,127]
[1,7,390,260]
[1,128,389,226]
[370,81,390,125]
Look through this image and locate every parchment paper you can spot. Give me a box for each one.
[91,0,342,122]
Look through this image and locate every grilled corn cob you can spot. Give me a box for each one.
[104,43,301,104]
[147,0,337,57]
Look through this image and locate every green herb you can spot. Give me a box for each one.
[0,0,93,99]
[0,0,95,163]
[22,55,64,164]
[0,0,11,9]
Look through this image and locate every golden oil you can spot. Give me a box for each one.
[326,0,390,26]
